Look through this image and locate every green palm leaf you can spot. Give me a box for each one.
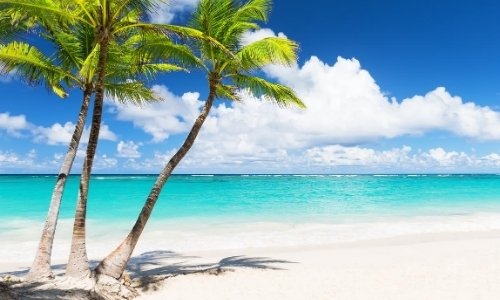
[216,83,241,101]
[0,0,85,26]
[133,37,204,70]
[105,81,162,106]
[235,37,298,71]
[232,74,305,107]
[234,0,271,23]
[0,41,77,97]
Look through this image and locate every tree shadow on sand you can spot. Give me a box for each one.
[127,250,295,292]
[1,250,296,299]
[0,250,194,278]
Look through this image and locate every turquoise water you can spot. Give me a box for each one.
[2,174,500,262]
[2,174,500,224]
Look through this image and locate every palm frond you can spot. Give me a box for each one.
[0,0,87,27]
[133,37,205,70]
[111,0,164,20]
[0,41,77,97]
[235,37,298,71]
[216,83,241,101]
[115,22,234,59]
[105,81,162,106]
[79,43,100,80]
[0,14,30,44]
[232,74,305,108]
[234,0,271,23]
[136,63,186,80]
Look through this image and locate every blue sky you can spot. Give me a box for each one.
[1,0,500,174]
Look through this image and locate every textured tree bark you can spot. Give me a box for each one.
[66,40,109,278]
[95,79,219,279]
[25,84,93,282]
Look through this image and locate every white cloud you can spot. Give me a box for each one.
[149,0,198,24]
[191,56,500,156]
[263,56,500,143]
[112,85,203,143]
[110,54,500,172]
[302,145,500,172]
[0,150,20,163]
[0,149,36,170]
[32,122,75,145]
[120,144,500,174]
[115,31,500,153]
[304,145,413,167]
[0,112,31,137]
[93,154,117,169]
[419,148,470,167]
[117,140,142,158]
[33,122,117,145]
[105,28,500,172]
[123,149,177,170]
[27,149,37,159]
[241,28,287,46]
[76,149,87,158]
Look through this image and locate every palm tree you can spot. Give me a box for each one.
[0,8,185,280]
[2,0,230,279]
[95,0,305,279]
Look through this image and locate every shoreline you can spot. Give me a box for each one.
[4,212,500,265]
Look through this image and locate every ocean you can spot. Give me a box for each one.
[2,174,500,263]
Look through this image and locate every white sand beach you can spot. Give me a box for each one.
[2,231,500,299]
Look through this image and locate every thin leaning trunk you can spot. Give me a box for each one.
[25,85,93,282]
[66,40,109,278]
[95,84,218,279]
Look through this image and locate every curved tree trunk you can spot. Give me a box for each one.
[66,41,109,278]
[26,84,93,282]
[95,83,218,279]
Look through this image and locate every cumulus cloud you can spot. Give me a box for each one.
[304,145,413,167]
[114,29,500,155]
[0,149,37,169]
[33,122,117,145]
[93,154,118,169]
[112,85,203,142]
[0,150,20,163]
[303,145,500,172]
[262,57,500,143]
[92,28,500,172]
[119,144,500,174]
[116,140,142,158]
[0,112,32,137]
[241,28,288,46]
[148,0,198,24]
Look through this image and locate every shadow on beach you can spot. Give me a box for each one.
[0,250,295,299]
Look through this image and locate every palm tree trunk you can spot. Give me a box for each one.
[95,84,218,279]
[66,41,109,278]
[25,84,93,282]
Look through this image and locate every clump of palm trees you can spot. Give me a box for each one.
[0,0,304,293]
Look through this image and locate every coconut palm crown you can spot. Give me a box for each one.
[190,0,304,107]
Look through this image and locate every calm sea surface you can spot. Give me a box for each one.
[1,174,500,262]
[2,174,500,222]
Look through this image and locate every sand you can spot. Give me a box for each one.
[2,231,500,299]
